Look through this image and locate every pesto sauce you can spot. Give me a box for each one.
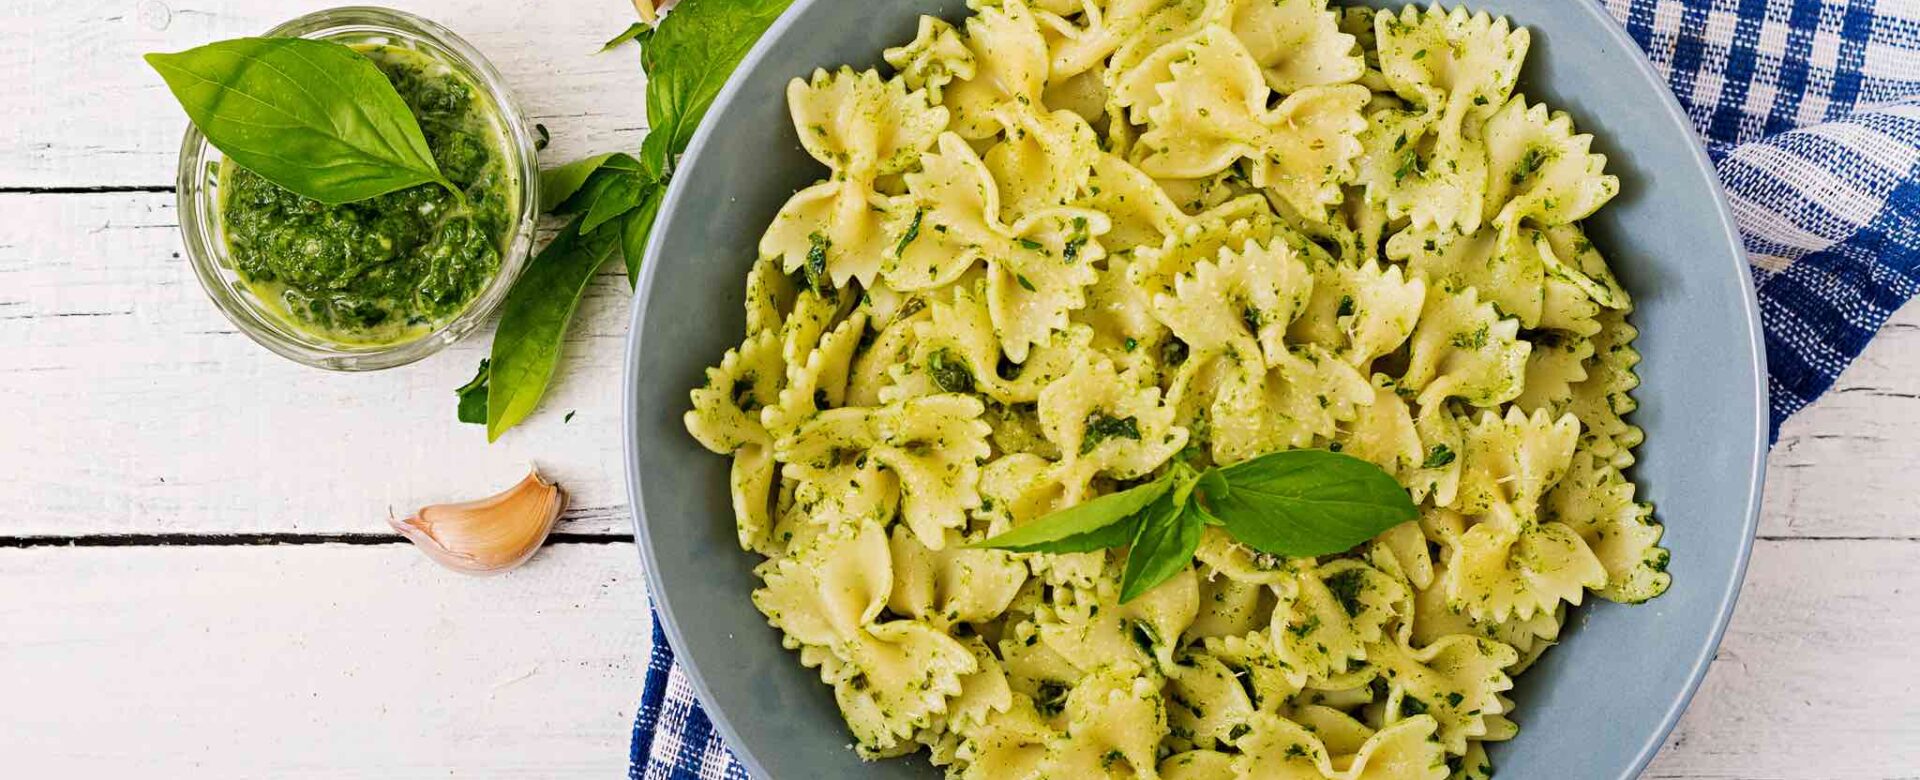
[220,44,515,346]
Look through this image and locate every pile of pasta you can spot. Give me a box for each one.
[683,1,1671,777]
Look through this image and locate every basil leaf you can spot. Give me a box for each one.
[145,38,448,205]
[581,170,651,234]
[540,153,617,211]
[455,359,490,424]
[621,183,668,287]
[1119,474,1204,603]
[601,22,651,52]
[1208,449,1417,558]
[636,0,794,178]
[974,474,1174,553]
[485,218,620,441]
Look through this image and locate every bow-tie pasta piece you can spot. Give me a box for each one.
[884,16,978,102]
[1188,563,1276,640]
[752,520,892,648]
[1201,631,1302,711]
[686,331,786,552]
[831,619,980,753]
[1545,450,1671,603]
[1356,107,1491,234]
[1566,309,1645,468]
[1512,331,1594,416]
[1430,506,1607,623]
[1152,235,1313,366]
[776,394,991,548]
[847,304,927,407]
[762,312,867,440]
[1233,711,1448,780]
[1033,0,1164,81]
[884,284,1001,403]
[1129,194,1278,297]
[1038,662,1167,778]
[945,0,1051,139]
[1270,559,1407,688]
[1389,222,1546,327]
[1340,374,1425,477]
[1368,635,1518,757]
[1409,559,1561,665]
[1037,357,1187,484]
[761,69,946,288]
[986,106,1102,220]
[1368,5,1527,234]
[1454,406,1580,525]
[742,254,799,336]
[1291,259,1427,368]
[951,692,1057,780]
[1536,222,1630,311]
[1117,563,1201,666]
[940,636,1018,745]
[1374,5,1527,149]
[1167,651,1258,750]
[1034,570,1156,673]
[1133,27,1370,215]
[1403,284,1530,408]
[888,525,1030,628]
[1210,344,1372,463]
[989,210,1110,362]
[1073,255,1172,375]
[1084,152,1191,252]
[777,455,899,554]
[1160,749,1237,780]
[1215,0,1364,93]
[1482,97,1619,230]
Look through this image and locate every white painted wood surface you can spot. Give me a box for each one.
[3,1,1917,777]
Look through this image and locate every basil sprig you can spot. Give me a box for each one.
[977,450,1418,602]
[146,38,452,205]
[468,0,793,441]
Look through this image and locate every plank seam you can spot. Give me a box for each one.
[0,532,634,548]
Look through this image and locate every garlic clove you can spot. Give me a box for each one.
[633,0,660,25]
[391,469,568,575]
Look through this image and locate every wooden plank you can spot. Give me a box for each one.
[1764,314,1920,539]
[0,539,1911,777]
[5,190,1918,538]
[0,542,651,778]
[0,192,643,536]
[1645,539,1920,778]
[1,0,649,188]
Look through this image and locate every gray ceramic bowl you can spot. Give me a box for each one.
[624,1,1767,777]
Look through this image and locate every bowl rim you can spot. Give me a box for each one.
[622,1,1768,776]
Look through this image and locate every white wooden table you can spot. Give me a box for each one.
[4,2,1916,777]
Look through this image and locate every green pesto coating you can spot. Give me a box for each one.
[221,44,513,345]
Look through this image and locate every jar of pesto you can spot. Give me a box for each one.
[176,7,538,370]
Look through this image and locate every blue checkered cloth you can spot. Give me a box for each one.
[632,1,1920,776]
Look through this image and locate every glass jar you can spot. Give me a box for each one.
[175,6,539,371]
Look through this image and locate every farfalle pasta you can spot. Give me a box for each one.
[685,2,1665,777]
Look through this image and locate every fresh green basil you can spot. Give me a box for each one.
[485,218,620,441]
[455,359,490,425]
[978,450,1414,603]
[540,153,619,211]
[973,472,1176,553]
[1118,468,1204,602]
[601,22,651,52]
[636,0,794,178]
[621,184,669,286]
[467,0,794,439]
[145,38,450,205]
[1207,450,1418,558]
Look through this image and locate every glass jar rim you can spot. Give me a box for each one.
[176,6,540,371]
